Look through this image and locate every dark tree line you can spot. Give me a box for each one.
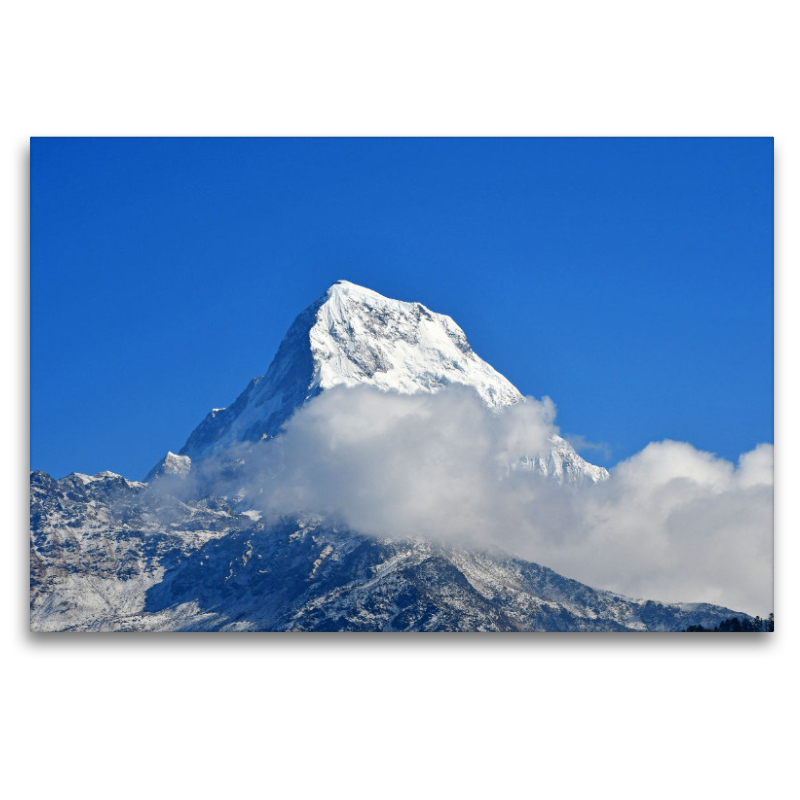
[685,613,774,632]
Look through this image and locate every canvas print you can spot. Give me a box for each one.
[30,137,774,632]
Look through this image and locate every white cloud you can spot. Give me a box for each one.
[226,385,773,617]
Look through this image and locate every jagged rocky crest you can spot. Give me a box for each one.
[30,281,748,632]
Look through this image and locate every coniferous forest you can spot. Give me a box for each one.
[685,614,774,632]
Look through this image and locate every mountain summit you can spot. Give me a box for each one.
[179,280,521,459]
[177,281,607,483]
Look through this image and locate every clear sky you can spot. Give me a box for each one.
[31,137,773,480]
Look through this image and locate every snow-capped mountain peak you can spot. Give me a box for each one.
[145,451,192,483]
[310,280,523,406]
[173,281,607,483]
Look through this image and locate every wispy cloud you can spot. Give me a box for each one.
[563,433,612,461]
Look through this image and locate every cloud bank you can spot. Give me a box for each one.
[194,385,773,616]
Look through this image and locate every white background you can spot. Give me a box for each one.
[3,2,795,798]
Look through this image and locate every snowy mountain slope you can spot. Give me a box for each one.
[30,469,748,632]
[176,280,607,484]
[29,470,247,631]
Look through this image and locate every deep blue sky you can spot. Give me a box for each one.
[31,137,773,480]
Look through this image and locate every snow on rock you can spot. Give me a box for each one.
[309,280,522,407]
[144,451,192,483]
